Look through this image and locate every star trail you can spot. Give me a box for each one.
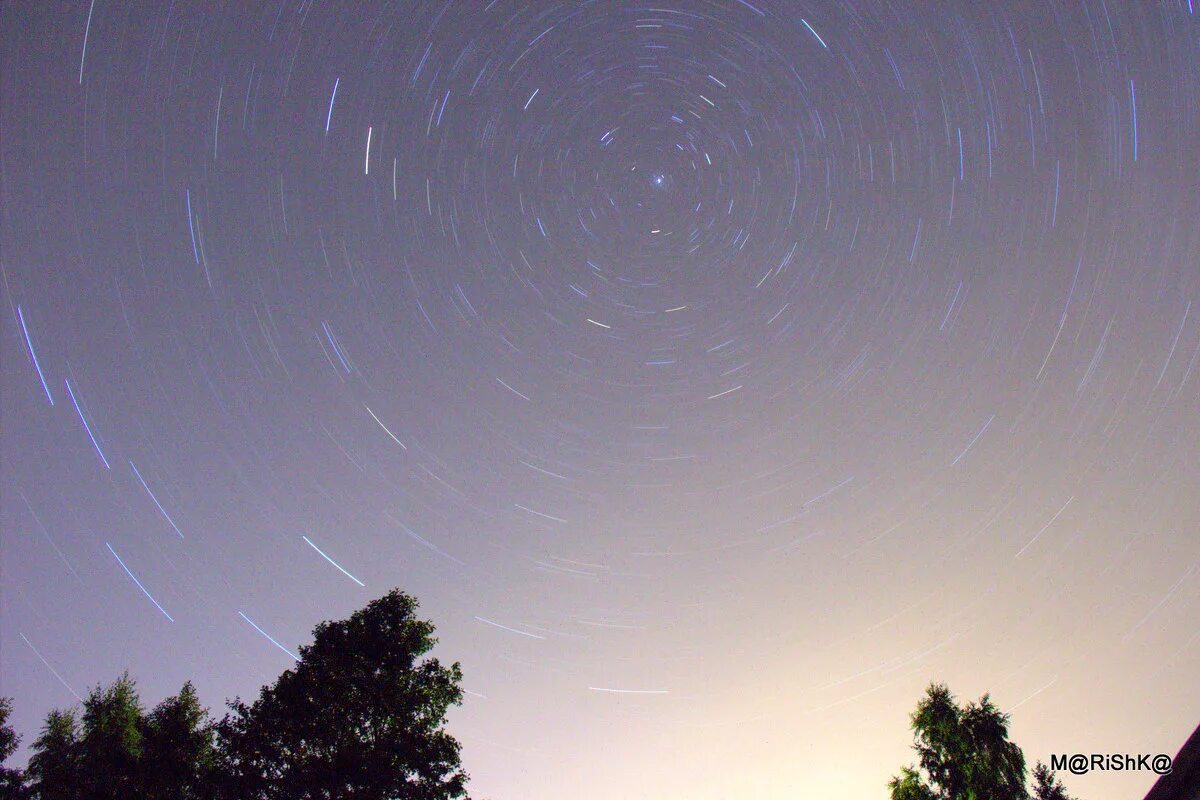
[1,2,1198,798]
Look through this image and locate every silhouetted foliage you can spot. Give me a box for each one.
[217,589,468,800]
[0,698,25,799]
[888,683,1076,800]
[9,589,467,800]
[1031,761,1077,800]
[140,682,218,800]
[25,709,78,800]
[76,673,144,800]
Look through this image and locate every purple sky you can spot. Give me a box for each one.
[2,2,1198,798]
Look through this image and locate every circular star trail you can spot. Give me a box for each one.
[2,2,1198,798]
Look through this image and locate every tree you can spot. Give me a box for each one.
[76,673,144,800]
[217,589,469,800]
[25,676,217,800]
[5,588,471,799]
[0,698,25,799]
[140,682,218,800]
[888,683,1075,800]
[1031,761,1076,800]
[25,709,79,800]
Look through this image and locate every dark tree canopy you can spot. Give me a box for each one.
[76,673,144,800]
[25,709,79,800]
[140,682,218,800]
[18,676,214,800]
[1031,761,1077,800]
[0,698,24,799]
[888,683,1075,800]
[217,589,467,800]
[7,588,468,800]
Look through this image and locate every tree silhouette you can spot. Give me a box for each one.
[23,678,217,800]
[75,673,144,800]
[889,683,1075,800]
[0,698,24,799]
[10,588,468,799]
[25,709,79,800]
[216,589,468,800]
[1031,761,1077,800]
[140,682,218,800]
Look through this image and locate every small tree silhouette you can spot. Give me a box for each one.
[0,698,24,798]
[889,683,1076,800]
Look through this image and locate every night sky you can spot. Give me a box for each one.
[2,2,1198,798]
